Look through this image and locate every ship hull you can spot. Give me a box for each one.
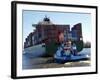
[24,43,46,57]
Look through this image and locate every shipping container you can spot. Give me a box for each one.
[24,17,83,56]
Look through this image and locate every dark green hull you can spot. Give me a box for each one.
[72,40,84,52]
[45,41,83,56]
[45,41,58,56]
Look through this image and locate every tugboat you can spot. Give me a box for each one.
[54,41,90,63]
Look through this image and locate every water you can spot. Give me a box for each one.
[79,48,91,56]
[22,48,91,69]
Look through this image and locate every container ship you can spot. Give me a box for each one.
[24,16,83,57]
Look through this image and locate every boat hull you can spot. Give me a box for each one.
[54,54,90,63]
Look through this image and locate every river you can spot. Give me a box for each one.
[22,48,91,69]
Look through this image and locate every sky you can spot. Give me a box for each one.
[23,10,91,44]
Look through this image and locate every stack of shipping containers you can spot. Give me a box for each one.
[71,23,82,41]
[24,17,83,53]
